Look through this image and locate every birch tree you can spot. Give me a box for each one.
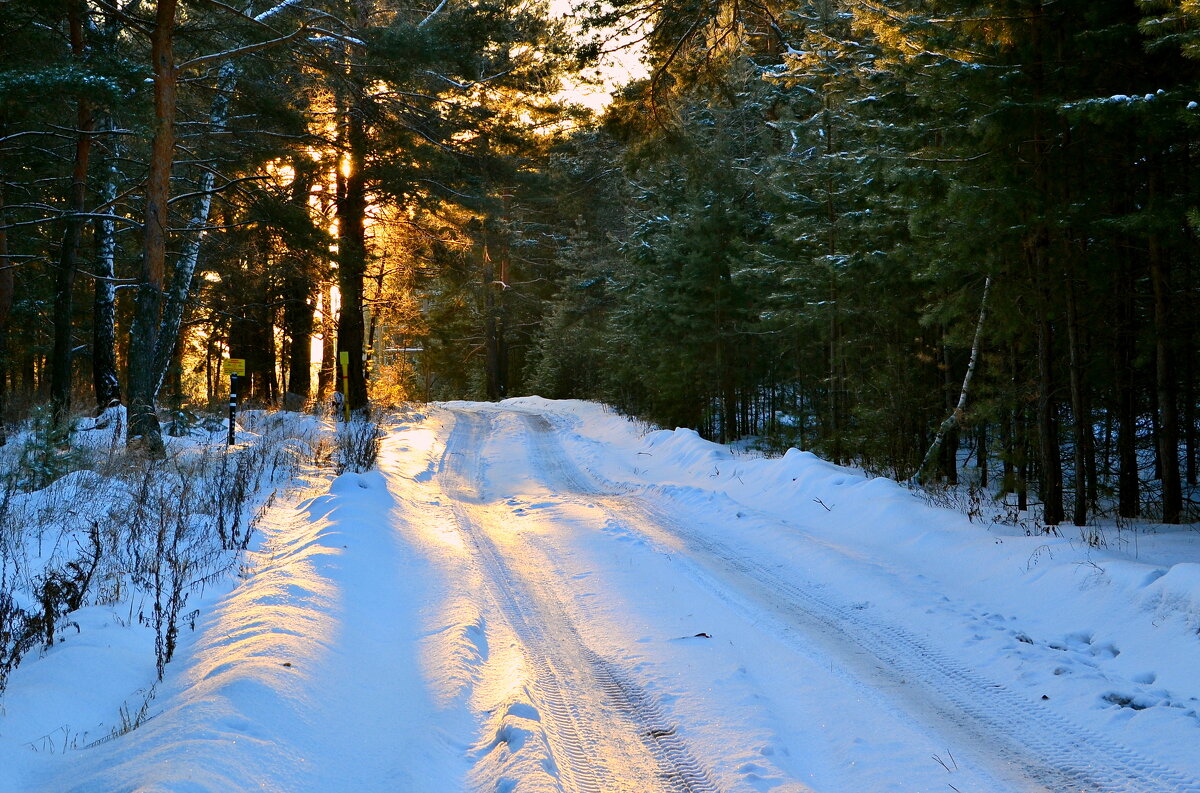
[126,0,313,452]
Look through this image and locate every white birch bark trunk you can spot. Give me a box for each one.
[147,0,312,396]
[92,116,122,407]
[916,276,992,483]
[150,60,238,394]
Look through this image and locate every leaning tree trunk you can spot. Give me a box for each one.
[148,61,238,403]
[126,0,299,448]
[917,276,991,483]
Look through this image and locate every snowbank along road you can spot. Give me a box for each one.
[16,399,1200,793]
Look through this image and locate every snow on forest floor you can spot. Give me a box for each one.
[1,398,1199,792]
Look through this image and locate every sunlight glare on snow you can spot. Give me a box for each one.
[185,510,342,700]
[378,426,472,558]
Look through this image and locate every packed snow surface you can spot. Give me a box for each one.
[3,398,1200,792]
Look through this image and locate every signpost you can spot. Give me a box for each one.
[339,351,351,422]
[223,358,245,445]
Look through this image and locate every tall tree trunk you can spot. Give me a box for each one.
[720,365,736,444]
[126,6,294,444]
[92,121,122,409]
[1186,349,1196,487]
[1065,271,1089,526]
[317,283,336,403]
[1115,258,1139,518]
[1018,404,1029,511]
[0,187,11,445]
[1026,8,1063,527]
[335,90,369,411]
[483,204,512,402]
[364,248,389,387]
[1149,233,1182,523]
[283,267,314,409]
[250,270,278,403]
[127,0,178,454]
[50,0,94,427]
[827,271,841,463]
[150,61,239,400]
[1033,245,1064,526]
[977,423,988,488]
[1000,410,1014,496]
[483,239,503,401]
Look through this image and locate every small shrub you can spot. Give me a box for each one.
[0,582,37,693]
[14,408,88,492]
[0,404,330,698]
[336,418,383,474]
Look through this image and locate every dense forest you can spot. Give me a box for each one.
[2,0,1199,526]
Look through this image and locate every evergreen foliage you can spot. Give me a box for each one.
[0,0,1197,524]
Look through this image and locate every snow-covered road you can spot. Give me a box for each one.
[12,399,1200,792]
[420,403,1200,793]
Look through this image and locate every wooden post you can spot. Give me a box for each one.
[228,373,237,445]
[223,358,245,445]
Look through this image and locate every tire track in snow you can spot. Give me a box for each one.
[511,408,1200,793]
[438,409,721,793]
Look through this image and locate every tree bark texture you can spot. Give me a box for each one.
[1033,241,1064,526]
[317,283,336,402]
[1064,271,1089,527]
[483,240,504,401]
[50,0,94,426]
[1115,258,1140,518]
[150,61,239,400]
[336,100,369,411]
[92,121,122,409]
[0,187,11,445]
[283,159,315,409]
[1149,233,1182,523]
[127,0,178,454]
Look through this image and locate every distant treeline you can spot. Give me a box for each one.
[422,1,1200,527]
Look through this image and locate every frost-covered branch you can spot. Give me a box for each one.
[424,69,514,90]
[178,26,311,72]
[166,173,268,205]
[0,212,142,232]
[254,0,305,23]
[418,0,448,28]
[306,26,366,47]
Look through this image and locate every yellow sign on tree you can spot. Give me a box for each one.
[338,352,351,421]
[222,358,246,377]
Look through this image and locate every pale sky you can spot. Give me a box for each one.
[549,0,648,112]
